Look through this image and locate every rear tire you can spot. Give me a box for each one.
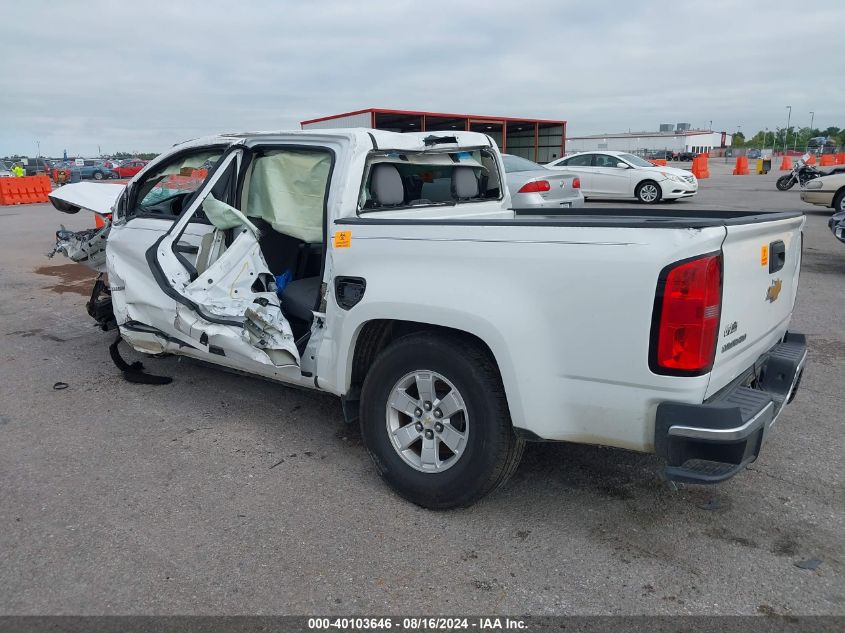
[359,333,524,509]
[776,175,794,191]
[635,180,662,204]
[93,171,104,181]
[833,190,845,212]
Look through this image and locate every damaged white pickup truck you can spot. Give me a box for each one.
[49,129,808,509]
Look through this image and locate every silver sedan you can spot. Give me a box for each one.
[502,154,584,211]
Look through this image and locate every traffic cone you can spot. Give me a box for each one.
[732,156,749,175]
[779,156,792,171]
[820,154,835,166]
[837,153,845,165]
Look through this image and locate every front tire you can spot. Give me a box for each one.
[776,175,794,191]
[93,171,104,181]
[833,190,845,212]
[359,333,524,509]
[635,180,662,204]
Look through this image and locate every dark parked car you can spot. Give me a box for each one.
[18,157,51,176]
[747,149,762,159]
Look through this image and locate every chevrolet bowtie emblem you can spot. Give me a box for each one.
[766,278,783,303]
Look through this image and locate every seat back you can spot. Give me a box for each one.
[371,164,405,206]
[452,166,479,200]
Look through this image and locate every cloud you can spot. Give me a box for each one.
[1,0,842,156]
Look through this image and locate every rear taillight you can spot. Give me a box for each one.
[572,177,580,189]
[518,180,551,193]
[651,253,722,374]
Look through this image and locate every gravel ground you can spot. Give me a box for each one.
[0,164,842,615]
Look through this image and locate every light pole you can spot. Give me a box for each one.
[784,105,792,155]
[809,111,815,133]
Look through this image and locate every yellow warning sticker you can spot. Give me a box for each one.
[333,230,352,249]
[761,245,769,266]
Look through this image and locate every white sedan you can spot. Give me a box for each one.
[545,151,698,204]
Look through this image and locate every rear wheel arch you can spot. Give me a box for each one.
[348,320,504,396]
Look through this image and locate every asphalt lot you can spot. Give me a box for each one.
[1,163,843,616]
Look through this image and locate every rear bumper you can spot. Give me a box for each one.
[654,332,807,484]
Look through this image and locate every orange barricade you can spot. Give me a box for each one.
[691,154,709,179]
[806,154,816,165]
[0,175,52,205]
[650,159,667,166]
[837,153,845,165]
[820,154,835,166]
[779,156,792,171]
[732,156,750,175]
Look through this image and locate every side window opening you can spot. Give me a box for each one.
[129,150,223,220]
[234,148,333,282]
[359,148,502,212]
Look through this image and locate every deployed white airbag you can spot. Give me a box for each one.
[246,150,331,243]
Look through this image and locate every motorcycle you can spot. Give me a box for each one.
[776,155,823,191]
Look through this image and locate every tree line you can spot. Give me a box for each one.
[732,126,843,151]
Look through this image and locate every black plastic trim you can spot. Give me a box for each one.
[647,251,723,377]
[337,210,804,229]
[121,321,197,350]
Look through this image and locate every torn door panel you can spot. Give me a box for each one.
[172,227,300,367]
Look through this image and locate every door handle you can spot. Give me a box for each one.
[769,240,786,274]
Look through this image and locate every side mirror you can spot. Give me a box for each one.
[616,162,629,169]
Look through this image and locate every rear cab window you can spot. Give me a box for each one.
[358,148,503,213]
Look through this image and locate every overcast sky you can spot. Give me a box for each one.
[2,0,843,157]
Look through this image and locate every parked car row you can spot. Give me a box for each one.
[0,157,149,181]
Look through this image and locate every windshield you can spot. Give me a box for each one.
[502,154,544,173]
[619,153,655,168]
[0,161,9,170]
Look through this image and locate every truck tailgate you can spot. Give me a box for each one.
[706,214,804,398]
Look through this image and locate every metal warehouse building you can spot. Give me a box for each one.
[300,108,567,162]
[567,125,732,155]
